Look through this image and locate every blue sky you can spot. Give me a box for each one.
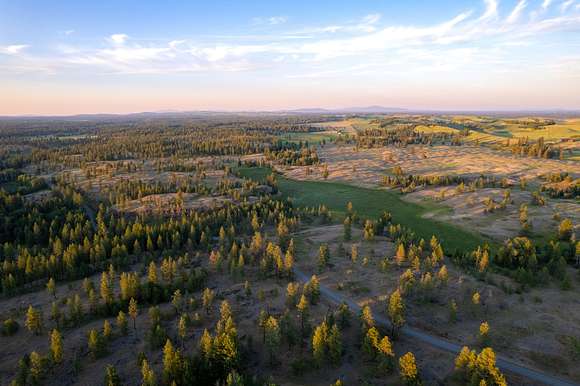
[1,0,579,114]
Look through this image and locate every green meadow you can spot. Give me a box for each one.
[238,166,488,252]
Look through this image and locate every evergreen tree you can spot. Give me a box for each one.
[25,305,43,335]
[318,244,330,270]
[363,326,380,358]
[351,244,358,263]
[363,220,374,241]
[100,272,113,305]
[117,311,128,335]
[88,329,104,358]
[455,346,507,386]
[343,217,352,241]
[50,329,63,364]
[104,365,122,386]
[29,351,44,383]
[46,278,56,299]
[129,298,138,330]
[305,275,321,304]
[312,321,329,366]
[377,336,395,373]
[327,324,342,366]
[388,289,405,337]
[103,319,112,341]
[162,339,182,384]
[360,304,375,333]
[141,359,156,386]
[202,287,215,314]
[264,316,281,365]
[396,244,406,265]
[399,352,420,385]
[297,294,309,339]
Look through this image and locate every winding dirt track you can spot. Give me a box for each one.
[293,266,578,386]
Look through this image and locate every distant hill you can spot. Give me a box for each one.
[287,106,408,114]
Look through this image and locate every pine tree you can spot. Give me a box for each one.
[178,315,187,347]
[88,329,104,358]
[377,336,395,373]
[343,217,352,241]
[479,321,490,346]
[199,329,213,359]
[449,300,458,323]
[558,218,574,241]
[258,309,269,343]
[297,294,309,339]
[46,277,56,299]
[351,244,358,263]
[147,261,158,285]
[327,324,342,365]
[103,319,112,340]
[364,220,375,241]
[171,290,183,313]
[117,311,128,335]
[455,346,507,386]
[100,272,113,304]
[478,250,489,273]
[336,302,352,329]
[396,243,406,265]
[264,316,281,365]
[202,287,215,314]
[284,249,294,278]
[312,321,329,366]
[437,265,449,285]
[50,301,62,328]
[318,244,330,270]
[50,329,63,364]
[286,282,300,308]
[25,305,43,335]
[360,304,375,332]
[129,298,138,330]
[141,359,156,386]
[388,289,405,337]
[29,351,44,383]
[363,326,380,358]
[104,365,121,386]
[399,352,420,385]
[306,275,320,304]
[162,339,182,384]
[472,291,481,305]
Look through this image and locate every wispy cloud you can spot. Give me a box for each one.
[0,45,29,55]
[542,0,553,9]
[2,1,580,76]
[252,16,287,25]
[561,0,575,12]
[109,33,129,44]
[480,0,499,20]
[507,0,527,23]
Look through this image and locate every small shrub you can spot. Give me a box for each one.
[2,318,19,336]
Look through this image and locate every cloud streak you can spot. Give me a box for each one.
[0,45,29,55]
[1,1,580,76]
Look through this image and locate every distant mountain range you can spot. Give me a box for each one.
[3,106,580,120]
[284,106,408,114]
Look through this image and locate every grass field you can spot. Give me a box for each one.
[238,166,488,252]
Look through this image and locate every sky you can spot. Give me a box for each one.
[1,0,580,115]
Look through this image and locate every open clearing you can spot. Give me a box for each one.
[238,166,487,252]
